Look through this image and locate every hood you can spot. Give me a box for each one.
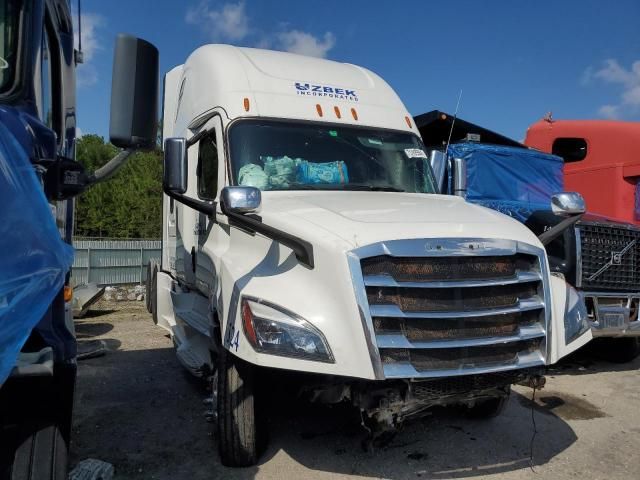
[258,191,543,251]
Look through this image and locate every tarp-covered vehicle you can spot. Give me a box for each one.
[416,111,640,362]
[0,1,158,477]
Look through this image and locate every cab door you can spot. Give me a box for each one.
[548,274,593,363]
[193,117,223,294]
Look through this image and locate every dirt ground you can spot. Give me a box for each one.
[71,300,640,480]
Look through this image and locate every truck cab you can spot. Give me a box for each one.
[526,118,640,225]
[416,111,640,362]
[155,46,592,467]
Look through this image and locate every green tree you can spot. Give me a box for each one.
[75,135,163,238]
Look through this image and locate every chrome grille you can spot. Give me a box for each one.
[578,223,640,291]
[350,239,548,379]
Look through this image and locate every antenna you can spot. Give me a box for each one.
[75,0,84,64]
[444,89,463,156]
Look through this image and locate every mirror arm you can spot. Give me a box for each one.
[223,207,314,269]
[85,149,135,186]
[164,188,216,217]
[538,214,583,246]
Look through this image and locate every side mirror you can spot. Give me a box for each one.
[163,138,187,194]
[451,157,467,197]
[221,187,262,214]
[429,150,447,193]
[109,35,159,149]
[551,192,585,216]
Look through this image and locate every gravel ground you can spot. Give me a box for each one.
[71,300,640,479]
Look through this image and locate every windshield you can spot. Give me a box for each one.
[229,120,437,194]
[0,0,20,94]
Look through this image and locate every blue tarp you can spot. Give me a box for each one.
[0,122,74,385]
[447,143,564,222]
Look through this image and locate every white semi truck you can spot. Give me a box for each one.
[151,44,592,467]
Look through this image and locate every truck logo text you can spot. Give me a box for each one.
[295,82,358,102]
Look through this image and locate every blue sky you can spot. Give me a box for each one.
[75,0,640,141]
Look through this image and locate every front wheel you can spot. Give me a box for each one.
[596,337,640,363]
[215,349,264,467]
[2,421,68,480]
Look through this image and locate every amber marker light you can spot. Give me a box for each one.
[243,97,250,112]
[316,104,323,117]
[64,285,73,302]
[242,300,258,346]
[405,116,412,128]
[351,108,358,120]
[334,106,341,119]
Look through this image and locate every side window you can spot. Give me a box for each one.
[552,138,587,163]
[197,131,218,200]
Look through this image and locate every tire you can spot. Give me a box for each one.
[597,337,640,363]
[4,422,68,480]
[145,261,153,313]
[215,349,263,467]
[150,263,159,325]
[467,388,510,419]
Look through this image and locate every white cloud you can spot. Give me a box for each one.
[72,12,104,87]
[598,104,620,119]
[185,1,336,58]
[186,1,249,42]
[584,59,640,119]
[276,30,335,58]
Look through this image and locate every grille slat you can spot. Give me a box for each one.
[375,324,545,349]
[363,270,541,288]
[369,297,544,319]
[579,223,640,291]
[380,340,541,372]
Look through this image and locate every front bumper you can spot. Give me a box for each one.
[584,293,640,337]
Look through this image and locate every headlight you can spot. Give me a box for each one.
[241,297,334,363]
[564,284,590,344]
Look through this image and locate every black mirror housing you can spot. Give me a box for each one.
[163,138,187,194]
[109,34,159,149]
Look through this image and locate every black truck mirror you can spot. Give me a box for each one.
[109,34,159,149]
[163,138,187,194]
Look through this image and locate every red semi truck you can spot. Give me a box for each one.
[525,118,640,225]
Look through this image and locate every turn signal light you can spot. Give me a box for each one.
[64,285,73,302]
[242,301,258,346]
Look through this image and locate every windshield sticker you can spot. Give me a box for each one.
[329,130,338,137]
[404,148,427,159]
[367,138,383,145]
[295,82,359,102]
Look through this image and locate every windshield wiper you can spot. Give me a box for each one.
[270,183,320,190]
[340,184,405,192]
[270,183,404,192]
